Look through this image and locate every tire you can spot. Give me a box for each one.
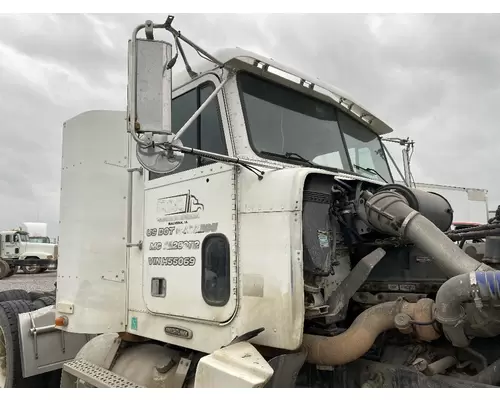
[5,268,15,278]
[0,260,9,280]
[0,289,31,303]
[28,291,54,301]
[0,300,40,387]
[32,296,56,310]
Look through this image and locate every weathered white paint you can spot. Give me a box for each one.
[55,110,128,334]
[194,341,274,388]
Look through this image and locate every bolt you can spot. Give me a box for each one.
[394,313,413,334]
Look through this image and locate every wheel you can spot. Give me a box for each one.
[0,300,40,387]
[32,296,55,310]
[0,261,9,280]
[20,265,41,275]
[0,290,31,303]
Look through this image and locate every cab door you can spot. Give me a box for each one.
[15,233,27,256]
[3,234,19,258]
[142,73,238,324]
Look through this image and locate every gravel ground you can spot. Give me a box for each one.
[0,270,56,292]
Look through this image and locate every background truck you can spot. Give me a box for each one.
[21,222,52,244]
[3,15,500,388]
[387,138,490,227]
[395,181,490,226]
[0,227,58,278]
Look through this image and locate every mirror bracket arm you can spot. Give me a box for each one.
[172,74,231,143]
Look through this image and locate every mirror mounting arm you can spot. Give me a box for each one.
[163,16,224,67]
[172,75,231,143]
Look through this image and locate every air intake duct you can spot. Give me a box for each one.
[371,184,453,232]
[360,184,493,278]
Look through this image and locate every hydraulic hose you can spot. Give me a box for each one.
[302,298,439,366]
[362,190,494,278]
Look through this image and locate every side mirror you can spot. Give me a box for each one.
[127,37,173,135]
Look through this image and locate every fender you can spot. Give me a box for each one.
[19,252,53,260]
[17,306,92,378]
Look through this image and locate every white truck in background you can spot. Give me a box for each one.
[387,139,490,228]
[21,222,51,244]
[0,222,58,277]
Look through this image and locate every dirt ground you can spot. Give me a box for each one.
[0,270,56,292]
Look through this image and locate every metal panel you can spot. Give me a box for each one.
[18,306,90,378]
[56,110,128,333]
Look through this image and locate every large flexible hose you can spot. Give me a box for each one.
[302,298,438,366]
[436,270,500,347]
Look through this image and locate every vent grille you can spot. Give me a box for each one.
[303,190,331,204]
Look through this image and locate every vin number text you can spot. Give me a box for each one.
[148,257,196,267]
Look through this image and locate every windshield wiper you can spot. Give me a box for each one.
[260,150,317,167]
[353,164,388,183]
[285,152,316,166]
[259,150,350,175]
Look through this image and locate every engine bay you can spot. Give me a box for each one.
[298,173,500,388]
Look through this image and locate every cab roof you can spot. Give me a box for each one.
[173,47,393,136]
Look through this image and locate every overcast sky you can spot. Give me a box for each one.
[0,13,498,237]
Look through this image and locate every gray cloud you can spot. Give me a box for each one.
[0,13,498,236]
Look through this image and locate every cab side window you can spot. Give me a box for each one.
[149,82,227,180]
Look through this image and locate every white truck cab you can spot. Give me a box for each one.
[5,16,499,389]
[54,18,397,387]
[0,231,29,259]
[0,229,58,277]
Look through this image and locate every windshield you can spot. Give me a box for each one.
[29,237,50,243]
[18,234,29,242]
[238,72,393,183]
